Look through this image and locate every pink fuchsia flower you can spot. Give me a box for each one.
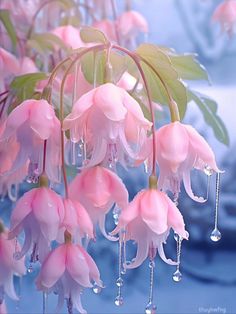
[36,242,102,314]
[69,165,128,239]
[111,189,188,269]
[0,229,26,301]
[1,99,61,183]
[57,198,94,243]
[0,48,19,90]
[117,10,148,46]
[212,0,236,35]
[8,187,64,262]
[92,20,116,42]
[51,25,86,50]
[155,121,221,202]
[63,83,152,167]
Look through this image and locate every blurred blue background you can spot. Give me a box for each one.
[2,0,236,313]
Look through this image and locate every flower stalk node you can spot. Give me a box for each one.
[149,175,157,189]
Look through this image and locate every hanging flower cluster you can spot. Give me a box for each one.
[0,1,227,314]
[212,0,236,35]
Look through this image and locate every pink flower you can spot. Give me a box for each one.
[155,121,221,202]
[69,165,128,239]
[51,25,86,50]
[212,0,236,35]
[111,189,188,269]
[17,57,38,75]
[36,242,102,314]
[8,187,64,262]
[1,99,61,183]
[57,198,94,242]
[0,48,19,90]
[0,229,26,301]
[117,10,148,46]
[92,20,116,42]
[63,83,152,167]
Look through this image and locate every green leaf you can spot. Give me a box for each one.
[81,50,126,85]
[0,10,17,49]
[136,44,187,120]
[187,89,229,145]
[170,54,208,81]
[27,33,68,54]
[136,43,178,81]
[80,26,108,44]
[10,72,48,103]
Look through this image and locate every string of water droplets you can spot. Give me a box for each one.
[115,231,125,307]
[145,246,157,314]
[210,172,221,242]
[172,233,182,282]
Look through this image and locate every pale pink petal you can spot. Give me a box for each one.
[74,201,94,239]
[140,190,168,234]
[126,237,149,269]
[36,245,66,289]
[81,249,103,286]
[66,244,92,287]
[183,170,206,203]
[94,84,127,121]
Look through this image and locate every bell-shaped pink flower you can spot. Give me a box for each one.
[155,121,221,202]
[51,25,86,50]
[92,20,116,42]
[1,99,61,183]
[212,0,236,35]
[111,189,188,269]
[0,229,26,301]
[0,48,20,90]
[117,10,148,46]
[57,198,94,242]
[69,165,128,239]
[63,83,152,167]
[8,187,64,262]
[36,242,102,314]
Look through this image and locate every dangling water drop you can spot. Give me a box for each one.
[204,165,213,176]
[93,284,102,294]
[43,292,48,314]
[172,270,182,282]
[172,235,183,282]
[145,302,157,314]
[113,205,121,225]
[70,140,77,166]
[210,172,221,242]
[27,264,33,273]
[114,295,124,307]
[210,228,221,242]
[145,246,156,314]
[116,277,123,287]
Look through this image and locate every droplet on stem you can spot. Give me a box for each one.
[210,228,221,242]
[204,165,213,176]
[114,295,124,306]
[210,172,221,242]
[172,270,182,282]
[145,302,157,314]
[93,284,102,294]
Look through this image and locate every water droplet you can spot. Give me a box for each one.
[114,295,124,306]
[116,277,124,287]
[93,284,102,294]
[113,206,121,225]
[145,302,157,314]
[121,269,126,275]
[27,264,33,273]
[204,165,213,176]
[149,260,155,268]
[172,270,182,282]
[210,228,221,242]
[174,232,179,242]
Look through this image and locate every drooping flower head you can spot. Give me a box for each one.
[155,121,221,202]
[51,25,86,50]
[212,0,236,35]
[36,242,102,314]
[112,189,188,269]
[69,165,128,239]
[8,187,64,262]
[63,83,152,168]
[1,99,61,183]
